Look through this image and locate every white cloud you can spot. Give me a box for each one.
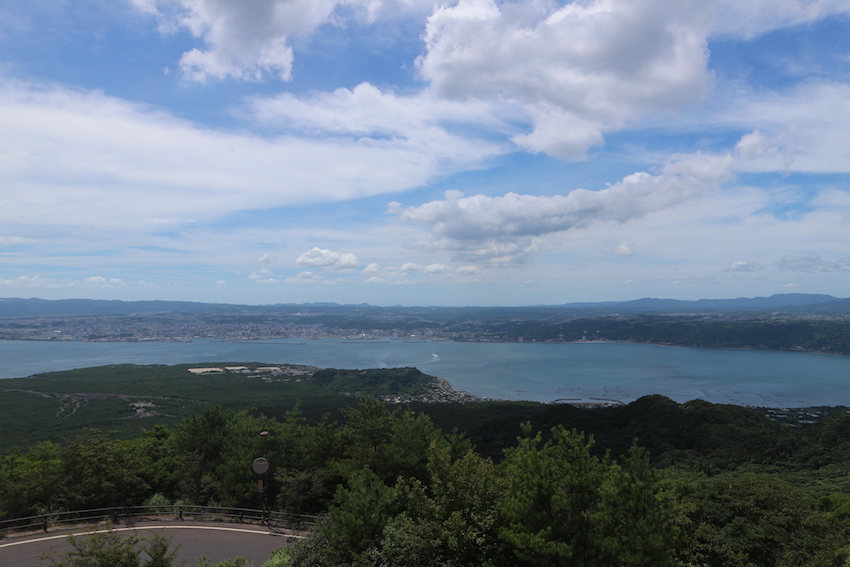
[285,271,325,283]
[362,263,383,276]
[129,0,160,16]
[295,247,359,271]
[0,275,61,289]
[393,151,734,264]
[456,265,481,277]
[423,263,450,274]
[614,242,634,257]
[360,260,452,282]
[248,267,280,282]
[812,189,850,209]
[418,0,713,159]
[365,275,415,285]
[247,83,510,167]
[133,0,850,167]
[712,0,850,39]
[5,0,850,304]
[716,83,850,175]
[133,0,850,89]
[0,79,499,230]
[131,0,850,173]
[249,82,512,139]
[0,274,134,289]
[142,0,337,82]
[85,277,124,286]
[734,130,774,161]
[252,83,514,155]
[777,254,850,272]
[0,236,34,245]
[399,262,424,272]
[723,260,763,272]
[135,0,442,82]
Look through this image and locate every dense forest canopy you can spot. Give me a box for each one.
[4,391,850,565]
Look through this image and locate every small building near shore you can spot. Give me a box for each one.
[188,367,224,374]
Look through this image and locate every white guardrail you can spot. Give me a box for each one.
[0,505,321,535]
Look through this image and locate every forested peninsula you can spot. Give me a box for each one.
[3,364,850,565]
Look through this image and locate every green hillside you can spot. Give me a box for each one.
[0,363,442,450]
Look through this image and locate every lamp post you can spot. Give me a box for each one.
[252,431,270,524]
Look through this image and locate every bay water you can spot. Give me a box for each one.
[1,338,849,408]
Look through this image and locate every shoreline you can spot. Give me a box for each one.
[0,336,846,357]
[1,339,849,409]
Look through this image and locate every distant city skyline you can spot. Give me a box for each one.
[1,1,849,306]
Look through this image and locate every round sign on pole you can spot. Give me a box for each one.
[252,457,269,475]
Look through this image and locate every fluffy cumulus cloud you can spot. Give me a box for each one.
[777,254,850,272]
[423,263,451,274]
[129,0,850,168]
[133,0,336,81]
[132,0,440,82]
[417,0,713,159]
[391,151,735,263]
[133,0,850,166]
[295,247,359,271]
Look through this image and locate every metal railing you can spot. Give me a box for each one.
[0,505,321,536]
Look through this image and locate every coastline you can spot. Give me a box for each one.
[428,375,488,403]
[1,339,849,409]
[0,335,845,357]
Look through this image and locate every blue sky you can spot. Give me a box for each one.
[1,0,849,306]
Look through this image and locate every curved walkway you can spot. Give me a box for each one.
[0,521,303,566]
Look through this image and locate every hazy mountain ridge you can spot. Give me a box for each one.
[0,293,844,319]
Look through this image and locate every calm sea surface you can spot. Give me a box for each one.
[1,338,849,407]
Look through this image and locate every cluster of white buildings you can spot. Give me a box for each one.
[186,365,315,378]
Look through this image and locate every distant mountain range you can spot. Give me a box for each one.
[559,294,850,314]
[0,293,848,318]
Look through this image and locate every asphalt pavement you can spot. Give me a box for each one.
[0,521,302,566]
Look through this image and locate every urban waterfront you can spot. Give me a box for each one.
[1,338,849,408]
